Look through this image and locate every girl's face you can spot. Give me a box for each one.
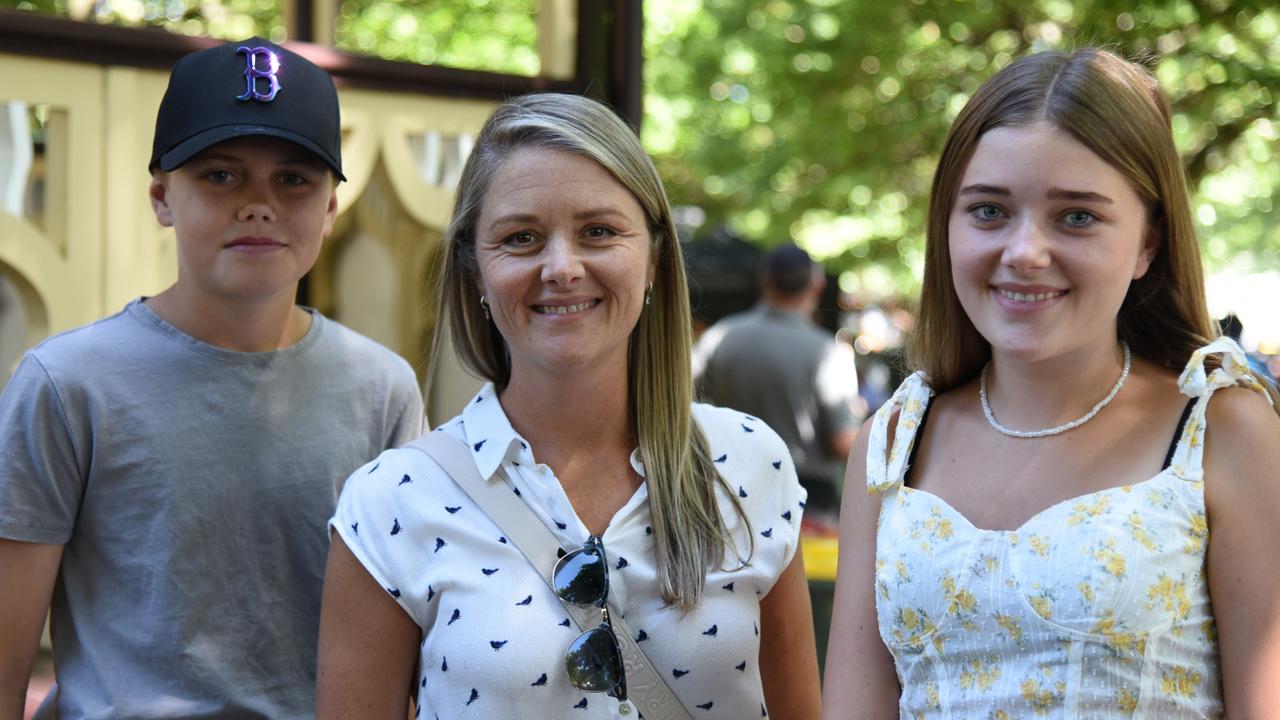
[948,122,1156,363]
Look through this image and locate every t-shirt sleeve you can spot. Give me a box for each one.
[386,365,426,446]
[330,447,436,628]
[0,352,87,544]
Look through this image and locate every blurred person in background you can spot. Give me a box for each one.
[694,244,863,531]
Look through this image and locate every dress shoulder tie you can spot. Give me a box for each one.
[1169,336,1274,481]
[866,371,934,494]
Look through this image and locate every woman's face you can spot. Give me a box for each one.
[474,146,656,381]
[948,122,1156,363]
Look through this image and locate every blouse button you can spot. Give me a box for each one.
[619,700,633,715]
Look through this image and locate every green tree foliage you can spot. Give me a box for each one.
[6,0,286,41]
[4,0,539,76]
[644,0,1280,298]
[334,0,539,75]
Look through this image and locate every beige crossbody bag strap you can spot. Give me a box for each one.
[404,432,694,720]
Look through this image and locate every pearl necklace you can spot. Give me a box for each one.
[980,342,1131,438]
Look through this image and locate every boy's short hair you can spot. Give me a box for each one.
[149,37,345,180]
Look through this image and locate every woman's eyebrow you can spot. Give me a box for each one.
[573,207,630,221]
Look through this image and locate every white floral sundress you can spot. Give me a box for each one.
[867,338,1274,718]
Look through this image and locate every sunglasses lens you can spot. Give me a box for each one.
[565,625,624,692]
[553,546,608,606]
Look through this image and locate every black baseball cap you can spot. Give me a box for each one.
[149,37,345,181]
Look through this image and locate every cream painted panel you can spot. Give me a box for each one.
[103,66,177,310]
[340,88,495,230]
[0,53,103,338]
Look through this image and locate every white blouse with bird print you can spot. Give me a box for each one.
[332,383,806,719]
[867,338,1273,718]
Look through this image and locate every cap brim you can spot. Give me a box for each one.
[157,125,346,182]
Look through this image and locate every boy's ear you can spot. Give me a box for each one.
[321,186,338,240]
[150,172,175,228]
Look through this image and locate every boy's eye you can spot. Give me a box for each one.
[204,170,235,184]
[1062,210,1098,228]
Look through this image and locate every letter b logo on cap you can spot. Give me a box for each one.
[236,46,281,102]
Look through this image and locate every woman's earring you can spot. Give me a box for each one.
[480,295,490,320]
[645,281,653,306]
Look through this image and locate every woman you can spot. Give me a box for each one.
[317,93,822,719]
[822,49,1280,717]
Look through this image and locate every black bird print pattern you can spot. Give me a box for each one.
[333,399,805,718]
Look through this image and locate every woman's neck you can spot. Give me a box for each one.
[499,361,635,460]
[984,336,1129,430]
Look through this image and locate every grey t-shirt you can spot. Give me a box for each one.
[0,299,424,719]
[693,305,859,486]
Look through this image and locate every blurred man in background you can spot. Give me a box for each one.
[693,244,862,530]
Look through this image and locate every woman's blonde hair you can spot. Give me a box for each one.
[432,92,748,608]
[909,48,1262,399]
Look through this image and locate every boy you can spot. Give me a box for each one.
[0,38,424,718]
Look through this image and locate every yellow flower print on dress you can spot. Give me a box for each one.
[1160,666,1203,697]
[970,553,999,577]
[993,612,1024,647]
[1027,535,1051,557]
[988,712,1011,720]
[959,656,1001,692]
[1146,486,1176,510]
[1092,610,1147,656]
[940,571,979,630]
[1019,665,1066,715]
[1115,687,1139,712]
[1126,511,1159,552]
[1029,591,1055,621]
[891,607,940,653]
[1201,620,1217,645]
[1068,494,1112,525]
[1184,415,1203,450]
[1147,574,1192,632]
[1185,512,1208,554]
[1089,537,1127,578]
[924,680,941,710]
[1078,582,1096,604]
[909,505,955,554]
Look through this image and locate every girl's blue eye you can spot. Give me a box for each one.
[1063,210,1097,228]
[970,204,1004,222]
